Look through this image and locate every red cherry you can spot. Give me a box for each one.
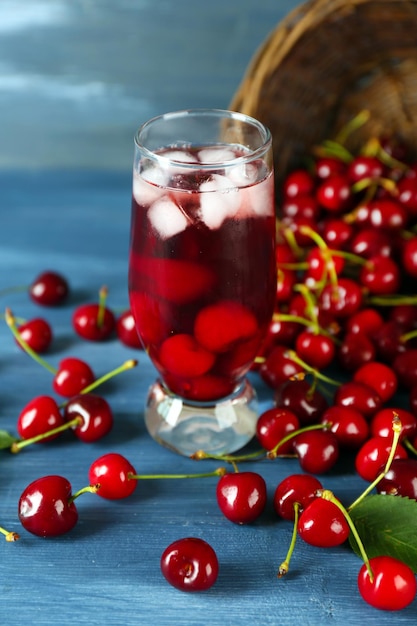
[353,361,398,403]
[334,380,383,418]
[397,176,417,217]
[116,310,143,349]
[160,537,219,592]
[259,345,304,389]
[256,407,300,452]
[63,394,113,443]
[282,195,320,222]
[303,247,345,289]
[298,497,350,547]
[163,372,234,402]
[16,318,53,353]
[359,255,400,295]
[344,307,384,338]
[355,436,408,482]
[18,475,78,537]
[315,156,346,180]
[358,556,416,611]
[349,228,392,259]
[216,471,267,524]
[292,430,339,474]
[72,303,116,342]
[318,277,363,319]
[295,330,335,369]
[282,169,315,198]
[347,155,385,183]
[357,198,408,230]
[274,378,328,426]
[337,331,376,372]
[276,268,297,303]
[52,357,95,397]
[89,453,137,499]
[402,236,417,278]
[194,301,258,353]
[321,405,369,449]
[159,334,215,378]
[273,474,323,521]
[320,218,353,248]
[17,395,64,443]
[370,407,417,441]
[29,271,69,306]
[393,349,417,389]
[376,458,417,499]
[316,175,351,212]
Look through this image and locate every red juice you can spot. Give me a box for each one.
[129,145,276,402]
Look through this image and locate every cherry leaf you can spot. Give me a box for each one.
[0,430,18,450]
[349,494,417,573]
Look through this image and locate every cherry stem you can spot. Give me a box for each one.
[293,283,320,329]
[403,437,417,457]
[366,294,417,307]
[10,417,83,453]
[97,286,108,329]
[281,227,304,259]
[277,501,299,578]
[5,307,57,374]
[128,467,227,481]
[298,226,339,293]
[400,328,417,345]
[68,483,101,504]
[267,422,332,460]
[334,109,370,145]
[319,488,374,583]
[0,526,20,542]
[76,359,138,396]
[285,350,341,386]
[348,413,402,511]
[191,448,266,464]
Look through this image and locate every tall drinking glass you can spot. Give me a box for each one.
[128,109,276,456]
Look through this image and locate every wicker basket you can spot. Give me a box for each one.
[230,0,417,185]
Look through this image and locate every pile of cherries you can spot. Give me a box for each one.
[3,115,417,610]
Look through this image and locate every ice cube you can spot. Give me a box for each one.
[240,173,274,218]
[162,150,197,164]
[228,162,258,187]
[133,166,168,206]
[148,197,189,239]
[198,148,237,164]
[199,174,241,229]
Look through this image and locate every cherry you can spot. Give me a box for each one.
[63,394,113,442]
[17,395,64,443]
[294,330,335,369]
[282,195,320,222]
[356,198,408,230]
[397,176,417,216]
[355,436,408,482]
[18,475,79,537]
[29,271,69,306]
[282,168,315,198]
[373,320,407,361]
[349,227,393,259]
[316,174,351,212]
[320,405,369,449]
[358,555,417,611]
[116,309,143,349]
[292,429,339,474]
[276,268,297,303]
[256,407,300,452]
[89,453,137,500]
[334,380,383,419]
[303,246,345,288]
[402,236,417,278]
[298,497,350,547]
[344,307,384,338]
[273,474,323,521]
[274,378,328,425]
[259,345,304,389]
[393,349,417,389]
[159,334,215,378]
[371,407,417,441]
[376,458,417,500]
[16,317,53,353]
[160,537,219,592]
[347,155,385,183]
[320,217,353,248]
[337,331,376,371]
[72,287,116,342]
[52,357,95,397]
[353,361,398,403]
[216,471,267,524]
[315,156,346,180]
[194,300,258,353]
[317,277,363,319]
[359,255,400,295]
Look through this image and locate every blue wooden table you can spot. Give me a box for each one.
[0,2,416,624]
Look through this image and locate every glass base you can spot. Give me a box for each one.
[144,379,258,456]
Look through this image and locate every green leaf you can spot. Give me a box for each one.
[349,494,417,573]
[0,430,18,450]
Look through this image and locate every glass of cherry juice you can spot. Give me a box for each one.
[128,109,276,455]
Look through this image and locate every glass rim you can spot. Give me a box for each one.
[134,108,272,169]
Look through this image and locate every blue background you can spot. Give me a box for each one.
[0,1,416,625]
